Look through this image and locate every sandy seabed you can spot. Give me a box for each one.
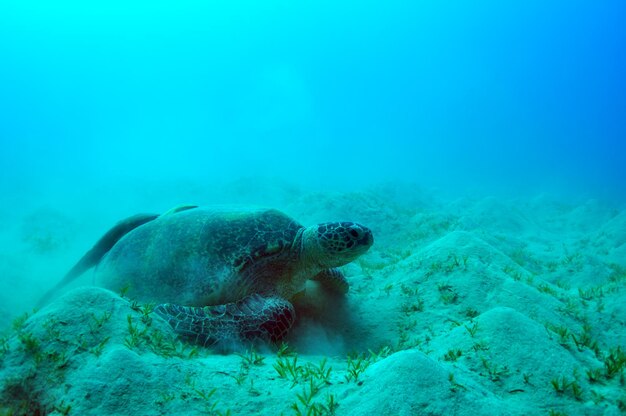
[1,180,625,415]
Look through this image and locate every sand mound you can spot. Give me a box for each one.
[2,188,626,415]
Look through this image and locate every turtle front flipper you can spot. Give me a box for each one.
[311,268,349,294]
[154,294,295,348]
[37,213,159,308]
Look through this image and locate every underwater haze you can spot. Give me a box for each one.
[2,1,626,415]
[1,0,625,200]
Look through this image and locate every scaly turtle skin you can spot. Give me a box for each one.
[39,206,373,348]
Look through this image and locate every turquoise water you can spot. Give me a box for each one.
[2,2,626,415]
[1,0,625,199]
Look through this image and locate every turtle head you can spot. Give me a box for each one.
[301,222,374,269]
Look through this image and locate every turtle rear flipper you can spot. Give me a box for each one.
[154,294,295,348]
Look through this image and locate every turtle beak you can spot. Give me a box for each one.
[352,224,373,248]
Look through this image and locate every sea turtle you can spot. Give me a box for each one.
[39,206,374,348]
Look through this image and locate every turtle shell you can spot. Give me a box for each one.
[95,207,304,306]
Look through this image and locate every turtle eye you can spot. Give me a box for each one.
[349,228,360,238]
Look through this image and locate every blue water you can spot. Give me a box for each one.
[1,0,625,199]
[2,4,626,414]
